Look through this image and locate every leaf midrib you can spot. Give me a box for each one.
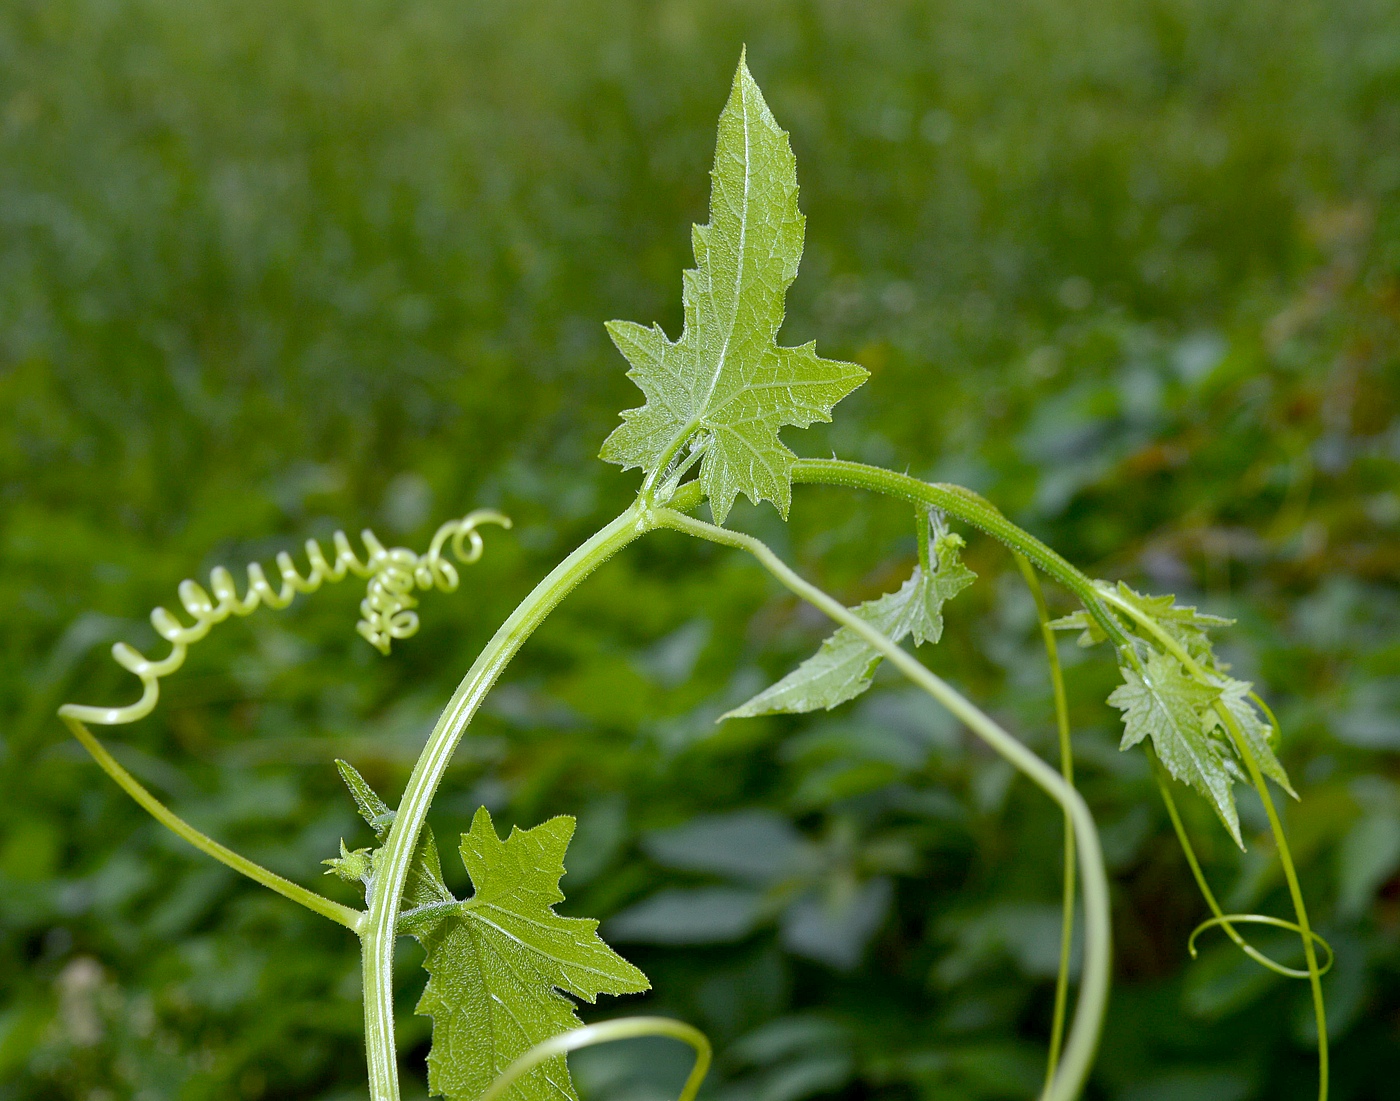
[696,70,753,419]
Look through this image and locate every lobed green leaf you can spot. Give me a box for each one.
[600,52,867,522]
[1107,652,1239,845]
[414,809,650,1101]
[1207,677,1298,799]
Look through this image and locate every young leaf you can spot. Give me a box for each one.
[912,532,977,646]
[323,839,375,885]
[1107,652,1240,846]
[1207,678,1298,799]
[600,51,867,522]
[411,808,650,1101]
[336,758,395,838]
[1046,609,1104,648]
[330,759,454,910]
[725,529,975,717]
[1051,581,1231,658]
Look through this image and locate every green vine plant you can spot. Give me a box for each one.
[59,52,1331,1101]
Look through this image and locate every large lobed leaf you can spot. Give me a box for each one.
[411,809,649,1101]
[600,52,867,522]
[326,766,649,1101]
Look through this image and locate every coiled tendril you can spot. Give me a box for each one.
[60,509,510,727]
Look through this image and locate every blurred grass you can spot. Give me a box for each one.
[2,1,1399,1099]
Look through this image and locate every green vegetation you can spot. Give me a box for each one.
[4,3,1399,1101]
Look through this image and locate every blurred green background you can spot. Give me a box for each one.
[3,0,1399,1098]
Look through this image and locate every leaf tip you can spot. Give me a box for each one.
[468,804,496,839]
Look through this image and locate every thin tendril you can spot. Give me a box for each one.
[60,510,509,726]
[60,711,364,932]
[1014,553,1077,1095]
[55,509,509,928]
[1188,914,1334,975]
[477,1017,711,1101]
[1231,723,1330,1099]
[1153,760,1331,979]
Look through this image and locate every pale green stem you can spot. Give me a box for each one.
[1097,587,1328,1101]
[653,509,1111,1101]
[791,458,1126,1093]
[478,1017,711,1101]
[62,714,364,932]
[357,490,703,1101]
[1014,554,1077,1094]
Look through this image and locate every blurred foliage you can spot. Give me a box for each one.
[2,0,1399,1099]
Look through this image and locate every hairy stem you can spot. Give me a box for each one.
[1015,554,1077,1092]
[358,493,693,1100]
[791,459,1134,656]
[653,509,1111,1101]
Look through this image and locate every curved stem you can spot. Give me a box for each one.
[61,714,363,932]
[1015,554,1077,1093]
[478,1017,711,1101]
[791,460,1134,657]
[360,499,667,1101]
[653,509,1111,1101]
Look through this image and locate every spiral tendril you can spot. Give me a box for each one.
[59,509,510,727]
